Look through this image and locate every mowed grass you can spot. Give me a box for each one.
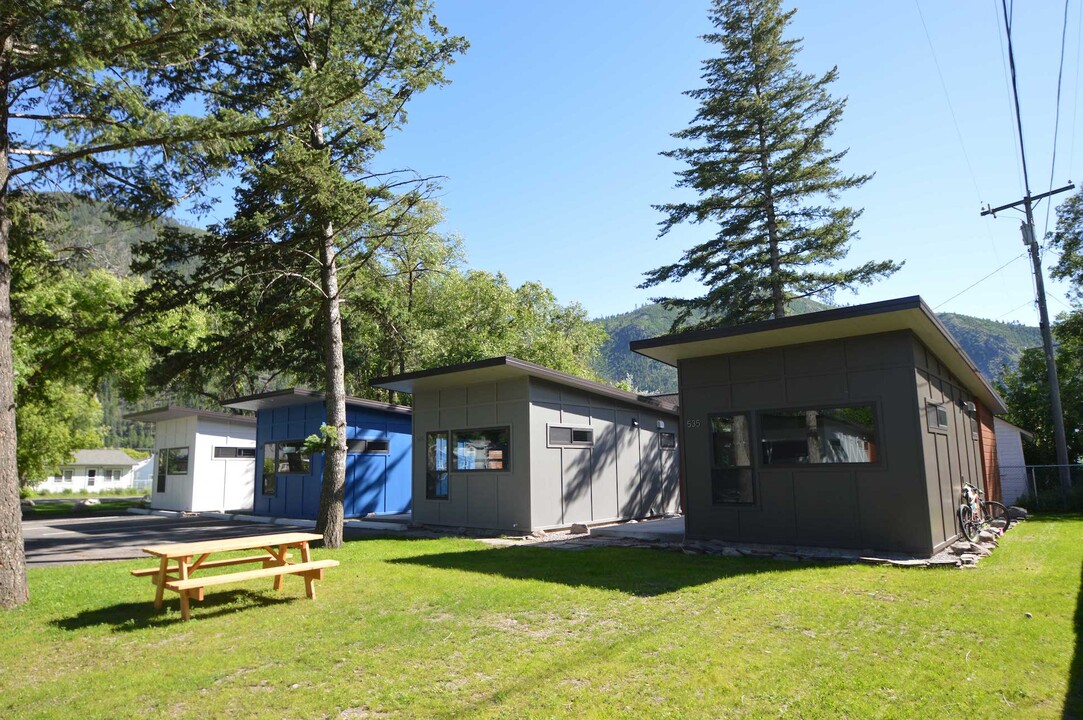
[1,518,1080,720]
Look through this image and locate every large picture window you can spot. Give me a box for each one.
[165,447,189,475]
[272,441,310,474]
[760,405,878,465]
[710,414,754,504]
[452,427,510,471]
[426,431,449,500]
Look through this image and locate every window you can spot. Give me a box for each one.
[660,432,677,449]
[452,427,510,471]
[214,446,256,459]
[426,432,449,500]
[760,406,878,465]
[548,425,594,447]
[926,401,949,432]
[261,443,277,496]
[166,447,190,474]
[710,414,754,504]
[87,468,97,487]
[62,470,72,483]
[272,441,310,474]
[347,438,390,454]
[156,450,166,493]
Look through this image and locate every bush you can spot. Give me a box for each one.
[37,488,50,497]
[18,485,32,500]
[60,488,73,496]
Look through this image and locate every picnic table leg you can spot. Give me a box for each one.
[300,541,315,599]
[153,556,169,610]
[273,545,287,591]
[178,556,191,622]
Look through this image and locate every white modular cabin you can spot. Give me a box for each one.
[126,407,257,512]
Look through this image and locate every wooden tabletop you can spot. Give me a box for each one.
[142,532,324,558]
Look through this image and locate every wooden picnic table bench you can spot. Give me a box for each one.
[133,532,339,621]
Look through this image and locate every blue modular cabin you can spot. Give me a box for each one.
[222,389,412,520]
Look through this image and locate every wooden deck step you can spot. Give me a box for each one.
[164,559,340,591]
[131,553,291,577]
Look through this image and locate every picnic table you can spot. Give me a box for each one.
[132,532,339,621]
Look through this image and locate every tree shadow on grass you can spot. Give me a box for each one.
[50,590,296,632]
[1067,560,1083,719]
[388,544,813,597]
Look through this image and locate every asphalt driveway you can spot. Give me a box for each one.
[22,513,284,566]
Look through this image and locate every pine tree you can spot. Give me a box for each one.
[641,0,900,330]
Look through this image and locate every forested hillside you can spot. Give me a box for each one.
[592,302,1042,393]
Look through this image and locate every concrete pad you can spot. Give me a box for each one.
[345,519,407,531]
[591,516,685,542]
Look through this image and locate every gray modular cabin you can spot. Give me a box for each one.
[630,296,1007,557]
[372,357,681,532]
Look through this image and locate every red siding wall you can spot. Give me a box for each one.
[976,401,1001,502]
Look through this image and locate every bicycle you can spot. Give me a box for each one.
[958,482,1012,542]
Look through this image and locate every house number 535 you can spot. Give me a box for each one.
[685,419,701,429]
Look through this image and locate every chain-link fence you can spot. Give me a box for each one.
[1000,464,1083,511]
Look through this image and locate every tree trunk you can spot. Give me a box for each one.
[0,37,29,607]
[311,117,347,549]
[756,117,784,319]
[315,214,347,549]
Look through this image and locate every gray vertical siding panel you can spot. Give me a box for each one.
[589,409,619,521]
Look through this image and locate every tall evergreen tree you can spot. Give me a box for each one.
[641,0,900,330]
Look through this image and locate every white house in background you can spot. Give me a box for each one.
[37,448,152,493]
[995,417,1034,505]
[125,406,257,513]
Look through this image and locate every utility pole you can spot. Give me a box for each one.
[984,185,1074,504]
[984,0,1074,504]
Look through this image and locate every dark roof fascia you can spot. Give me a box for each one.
[123,405,256,425]
[371,356,679,415]
[629,296,927,356]
[221,388,412,416]
[629,296,1006,414]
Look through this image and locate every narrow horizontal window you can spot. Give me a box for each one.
[548,425,593,447]
[214,446,256,459]
[452,427,510,471]
[347,438,390,454]
[760,406,878,465]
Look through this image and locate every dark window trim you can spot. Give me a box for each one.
[261,442,278,496]
[271,440,311,475]
[426,430,450,501]
[926,399,950,434]
[165,447,190,475]
[347,437,391,454]
[708,412,756,506]
[450,426,512,473]
[214,446,256,459]
[546,424,595,448]
[660,431,677,450]
[756,402,883,469]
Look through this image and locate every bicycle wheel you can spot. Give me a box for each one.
[959,505,979,542]
[983,500,1011,532]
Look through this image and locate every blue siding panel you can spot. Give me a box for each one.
[251,398,412,519]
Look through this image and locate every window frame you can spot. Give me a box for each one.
[450,426,511,473]
[757,403,882,468]
[425,431,450,500]
[165,447,190,475]
[926,400,950,434]
[261,442,278,496]
[660,431,677,450]
[708,412,756,506]
[546,424,595,448]
[347,438,391,454]
[214,446,256,459]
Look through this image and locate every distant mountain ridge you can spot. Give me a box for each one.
[591,300,1041,394]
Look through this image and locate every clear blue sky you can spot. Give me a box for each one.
[200,1,1083,325]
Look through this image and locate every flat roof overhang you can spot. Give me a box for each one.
[371,356,679,415]
[221,388,412,416]
[629,296,1008,414]
[124,406,257,425]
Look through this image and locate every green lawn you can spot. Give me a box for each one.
[1,517,1080,719]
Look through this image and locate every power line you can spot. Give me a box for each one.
[992,0,1026,196]
[1070,0,1082,175]
[997,299,1034,319]
[1042,0,1073,243]
[932,252,1027,310]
